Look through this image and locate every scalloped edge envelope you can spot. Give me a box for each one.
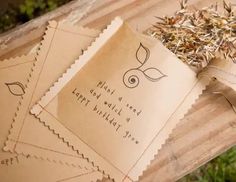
[0,55,102,182]
[31,17,210,181]
[3,22,103,177]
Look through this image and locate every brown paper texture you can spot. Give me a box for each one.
[0,55,102,182]
[0,155,101,182]
[32,17,209,181]
[3,21,102,172]
[200,57,236,91]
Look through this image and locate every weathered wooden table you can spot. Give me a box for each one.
[1,0,236,181]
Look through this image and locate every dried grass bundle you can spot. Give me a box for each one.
[146,0,236,69]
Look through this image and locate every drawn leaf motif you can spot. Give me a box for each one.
[136,43,150,65]
[143,68,166,82]
[5,82,25,96]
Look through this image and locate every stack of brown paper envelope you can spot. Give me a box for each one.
[5,16,236,182]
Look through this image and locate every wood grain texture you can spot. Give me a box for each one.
[1,0,236,181]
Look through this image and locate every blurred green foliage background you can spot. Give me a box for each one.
[0,0,236,181]
[0,0,71,33]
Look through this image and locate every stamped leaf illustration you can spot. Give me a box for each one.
[5,82,25,96]
[136,43,150,65]
[123,42,167,89]
[143,68,166,82]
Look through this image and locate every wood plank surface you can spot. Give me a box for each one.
[1,0,236,181]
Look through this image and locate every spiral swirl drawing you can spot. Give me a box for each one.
[123,43,167,89]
